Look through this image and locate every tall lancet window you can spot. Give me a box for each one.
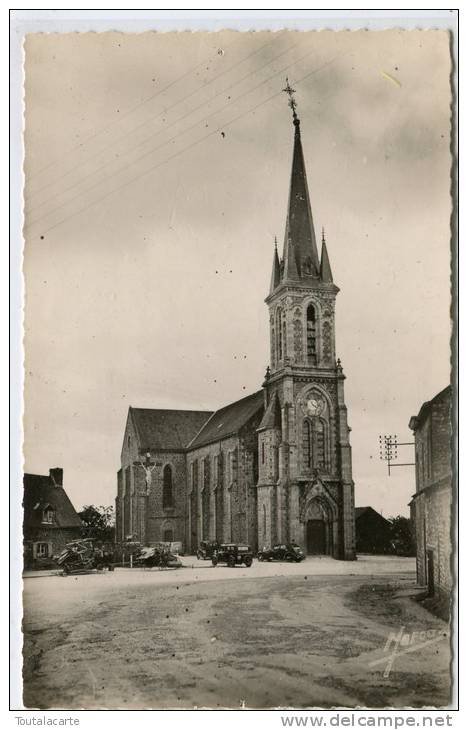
[303,419,312,469]
[276,307,283,361]
[163,465,173,508]
[314,420,326,470]
[302,418,329,472]
[306,304,318,365]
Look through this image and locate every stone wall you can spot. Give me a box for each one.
[269,290,336,373]
[186,421,261,553]
[411,387,452,608]
[186,435,239,551]
[145,452,187,547]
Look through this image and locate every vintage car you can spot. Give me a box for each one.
[134,545,182,569]
[196,540,220,560]
[257,543,305,562]
[56,538,115,575]
[211,543,253,568]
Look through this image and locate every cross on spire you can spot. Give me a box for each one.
[282,77,299,124]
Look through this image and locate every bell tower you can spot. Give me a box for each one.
[257,80,356,560]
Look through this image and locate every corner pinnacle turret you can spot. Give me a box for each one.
[320,228,333,283]
[269,237,281,294]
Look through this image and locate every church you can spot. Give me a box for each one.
[115,86,356,560]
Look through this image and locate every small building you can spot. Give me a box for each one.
[355,506,392,554]
[409,385,453,614]
[23,467,82,569]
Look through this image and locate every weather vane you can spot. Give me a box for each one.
[282,77,298,123]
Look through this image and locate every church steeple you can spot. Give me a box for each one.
[259,82,355,562]
[280,78,320,282]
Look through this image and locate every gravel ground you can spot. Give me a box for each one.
[22,556,451,710]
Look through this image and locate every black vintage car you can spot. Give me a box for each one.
[257,543,305,562]
[197,540,220,560]
[212,544,254,568]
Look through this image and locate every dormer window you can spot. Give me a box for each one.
[42,507,55,524]
[303,256,313,275]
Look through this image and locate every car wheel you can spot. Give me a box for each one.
[244,557,253,567]
[285,555,293,562]
[228,555,236,568]
[212,556,218,566]
[108,564,115,571]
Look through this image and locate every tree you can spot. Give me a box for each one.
[388,515,416,556]
[79,505,115,543]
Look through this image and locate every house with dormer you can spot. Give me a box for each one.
[23,467,82,569]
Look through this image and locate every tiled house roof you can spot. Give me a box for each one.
[23,473,82,532]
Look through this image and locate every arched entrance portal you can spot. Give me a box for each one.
[300,480,339,557]
[307,519,326,554]
[305,498,333,555]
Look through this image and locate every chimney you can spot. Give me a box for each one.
[49,467,63,487]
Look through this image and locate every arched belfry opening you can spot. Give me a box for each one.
[306,303,318,365]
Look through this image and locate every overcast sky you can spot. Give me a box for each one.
[23,29,452,517]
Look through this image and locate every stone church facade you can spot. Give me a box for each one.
[116,103,356,560]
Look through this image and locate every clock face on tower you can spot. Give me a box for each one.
[301,392,326,417]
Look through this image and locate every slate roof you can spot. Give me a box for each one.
[23,473,82,530]
[282,119,320,280]
[130,407,213,451]
[188,390,265,449]
[355,506,390,524]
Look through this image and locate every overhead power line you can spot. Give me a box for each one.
[27,43,312,231]
[26,54,341,239]
[26,33,282,199]
[26,37,295,219]
[26,35,243,184]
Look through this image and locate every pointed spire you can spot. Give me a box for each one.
[258,391,281,431]
[281,80,320,282]
[269,236,281,293]
[320,227,333,282]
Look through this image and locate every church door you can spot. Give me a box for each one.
[306,519,326,554]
